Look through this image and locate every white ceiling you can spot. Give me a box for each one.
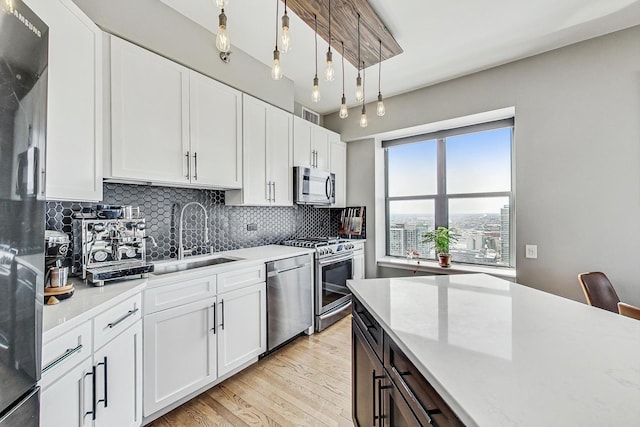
[160,0,640,115]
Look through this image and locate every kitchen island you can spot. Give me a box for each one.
[347,273,640,426]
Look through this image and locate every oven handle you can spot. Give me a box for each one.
[318,300,352,320]
[318,253,354,266]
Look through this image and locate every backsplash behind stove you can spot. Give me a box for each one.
[46,183,340,264]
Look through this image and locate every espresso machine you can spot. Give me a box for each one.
[76,218,154,286]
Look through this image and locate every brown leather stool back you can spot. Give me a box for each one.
[578,272,620,313]
[617,302,640,320]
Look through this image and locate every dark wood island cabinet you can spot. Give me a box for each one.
[352,298,464,427]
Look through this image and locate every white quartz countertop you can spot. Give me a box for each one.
[43,277,146,339]
[43,244,314,337]
[347,273,640,427]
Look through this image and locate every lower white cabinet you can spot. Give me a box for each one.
[353,243,365,280]
[41,357,94,427]
[41,293,143,427]
[143,297,217,416]
[217,282,267,377]
[142,264,267,419]
[93,321,143,427]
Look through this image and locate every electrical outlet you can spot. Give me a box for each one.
[247,223,257,231]
[525,245,537,259]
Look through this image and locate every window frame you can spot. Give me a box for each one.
[384,119,515,268]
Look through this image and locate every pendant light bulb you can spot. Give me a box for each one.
[311,76,321,103]
[4,0,14,13]
[215,0,227,8]
[324,51,335,82]
[281,10,291,53]
[216,9,230,53]
[339,96,349,119]
[360,106,368,128]
[271,49,282,80]
[355,74,363,101]
[377,93,386,116]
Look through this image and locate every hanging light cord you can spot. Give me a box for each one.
[328,0,332,52]
[357,14,361,74]
[362,61,366,102]
[341,41,345,96]
[274,0,279,49]
[378,40,382,94]
[314,14,318,77]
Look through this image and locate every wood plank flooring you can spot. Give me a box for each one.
[147,316,353,427]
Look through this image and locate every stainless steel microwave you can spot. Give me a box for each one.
[294,167,335,205]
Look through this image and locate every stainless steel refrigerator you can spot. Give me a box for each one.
[0,0,48,425]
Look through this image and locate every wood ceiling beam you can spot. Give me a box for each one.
[284,0,403,69]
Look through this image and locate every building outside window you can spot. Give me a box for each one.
[384,119,514,267]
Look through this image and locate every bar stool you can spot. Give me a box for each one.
[577,272,620,313]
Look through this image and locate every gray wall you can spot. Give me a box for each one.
[327,25,640,306]
[72,0,294,112]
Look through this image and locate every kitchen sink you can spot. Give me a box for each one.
[152,256,243,276]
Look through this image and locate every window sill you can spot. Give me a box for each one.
[377,256,516,280]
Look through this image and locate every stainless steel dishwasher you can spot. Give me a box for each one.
[266,254,314,351]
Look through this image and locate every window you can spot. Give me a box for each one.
[385,119,514,267]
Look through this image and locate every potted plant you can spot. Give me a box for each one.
[421,227,458,267]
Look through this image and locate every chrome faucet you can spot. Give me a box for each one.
[178,202,209,260]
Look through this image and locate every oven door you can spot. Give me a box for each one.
[316,253,353,315]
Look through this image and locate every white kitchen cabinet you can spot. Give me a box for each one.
[217,282,267,377]
[108,37,242,189]
[353,242,365,280]
[293,116,330,170]
[189,71,242,188]
[109,36,189,184]
[40,292,143,427]
[41,357,94,427]
[25,0,103,201]
[226,95,293,206]
[143,298,217,416]
[93,321,143,427]
[330,139,347,208]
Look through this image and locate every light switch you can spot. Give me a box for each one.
[525,245,537,259]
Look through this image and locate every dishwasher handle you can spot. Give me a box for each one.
[267,263,311,277]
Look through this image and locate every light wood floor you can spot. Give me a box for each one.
[147,316,353,427]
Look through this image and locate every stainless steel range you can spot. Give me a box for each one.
[281,237,356,331]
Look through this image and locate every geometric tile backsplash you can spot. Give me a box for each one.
[46,182,337,268]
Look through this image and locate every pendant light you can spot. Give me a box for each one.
[281,0,291,53]
[216,8,230,53]
[324,0,335,81]
[339,41,348,119]
[271,0,282,80]
[311,15,321,102]
[215,0,227,8]
[355,14,363,102]
[4,0,14,14]
[376,40,386,116]
[359,61,368,128]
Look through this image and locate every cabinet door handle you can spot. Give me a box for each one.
[272,181,276,202]
[267,181,271,202]
[185,151,191,178]
[42,344,83,373]
[96,357,108,409]
[211,303,217,334]
[107,307,138,329]
[193,152,198,180]
[83,369,95,422]
[220,299,225,330]
[391,365,434,422]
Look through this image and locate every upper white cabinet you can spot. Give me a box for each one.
[189,71,242,188]
[293,116,330,170]
[330,139,347,208]
[25,0,103,201]
[226,95,293,206]
[108,36,242,189]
